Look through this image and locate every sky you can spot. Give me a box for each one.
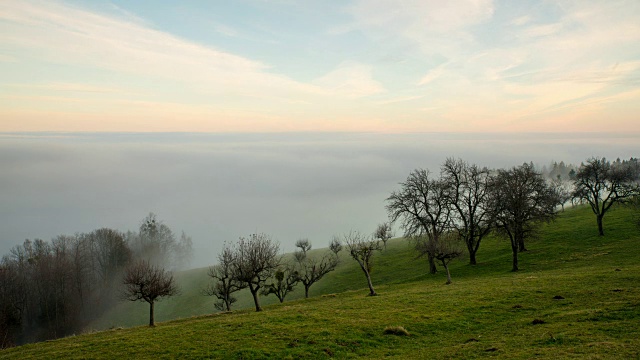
[1,1,639,268]
[1,0,639,133]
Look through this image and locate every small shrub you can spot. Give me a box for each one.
[383,326,410,336]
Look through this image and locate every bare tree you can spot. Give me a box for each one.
[491,163,557,271]
[86,228,131,286]
[344,231,382,296]
[133,213,193,270]
[122,260,179,326]
[203,244,244,312]
[230,233,280,312]
[261,266,299,303]
[550,175,573,212]
[329,236,343,255]
[2,239,69,345]
[441,158,493,265]
[293,240,338,298]
[0,217,194,345]
[387,169,449,274]
[572,157,640,236]
[0,258,23,348]
[175,231,194,270]
[373,222,393,249]
[412,233,463,284]
[294,238,312,254]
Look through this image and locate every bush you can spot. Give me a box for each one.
[383,326,410,336]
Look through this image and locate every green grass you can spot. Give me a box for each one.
[4,205,640,359]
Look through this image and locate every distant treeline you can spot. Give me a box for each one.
[0,213,192,348]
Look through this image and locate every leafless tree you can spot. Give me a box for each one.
[293,240,338,298]
[175,231,194,270]
[412,233,463,284]
[344,231,382,296]
[329,236,343,255]
[441,158,493,265]
[0,259,22,349]
[550,175,573,212]
[572,157,640,236]
[294,238,312,254]
[86,228,131,286]
[230,233,280,312]
[373,222,393,249]
[122,260,179,326]
[261,266,299,303]
[203,244,244,312]
[132,213,193,270]
[387,169,450,274]
[491,163,557,271]
[0,218,192,345]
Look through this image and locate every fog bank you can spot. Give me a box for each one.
[1,132,638,268]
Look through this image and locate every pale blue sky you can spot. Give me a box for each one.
[1,0,639,132]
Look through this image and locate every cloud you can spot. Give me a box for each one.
[377,95,424,105]
[347,0,494,35]
[0,0,638,133]
[0,2,260,75]
[417,63,449,85]
[510,15,531,26]
[313,62,385,98]
[6,83,126,94]
[346,0,640,132]
[520,23,563,39]
[0,1,320,102]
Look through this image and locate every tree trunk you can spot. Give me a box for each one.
[428,253,437,274]
[443,262,452,285]
[511,246,519,272]
[304,285,310,299]
[597,215,604,236]
[364,270,376,296]
[250,287,262,312]
[149,301,155,326]
[469,250,477,265]
[518,238,527,252]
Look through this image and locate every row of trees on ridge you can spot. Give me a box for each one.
[2,156,638,344]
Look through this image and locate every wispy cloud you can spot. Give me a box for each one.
[344,0,640,132]
[417,63,448,85]
[313,62,385,98]
[347,0,494,35]
[0,0,638,133]
[377,95,424,105]
[6,83,127,94]
[0,1,318,100]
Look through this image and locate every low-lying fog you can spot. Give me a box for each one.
[1,132,638,268]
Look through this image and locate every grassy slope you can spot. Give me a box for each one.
[4,206,640,359]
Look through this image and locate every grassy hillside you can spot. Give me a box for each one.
[4,205,640,359]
